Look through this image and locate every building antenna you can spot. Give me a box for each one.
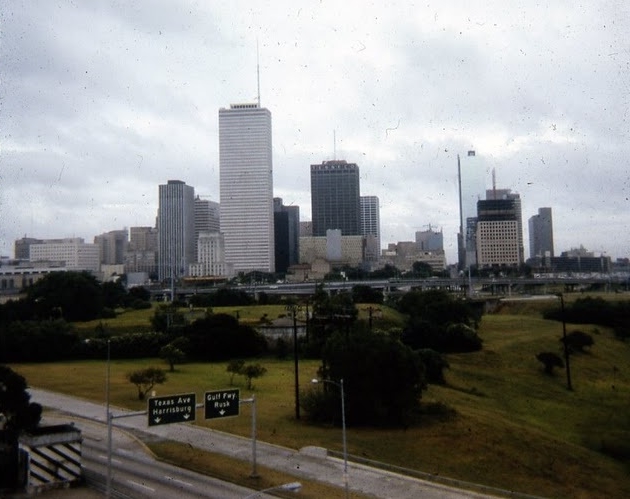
[492,167,497,199]
[333,130,336,159]
[256,39,261,107]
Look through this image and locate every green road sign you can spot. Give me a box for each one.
[148,393,196,426]
[205,389,240,419]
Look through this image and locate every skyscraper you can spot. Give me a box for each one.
[219,103,274,273]
[311,160,361,237]
[487,188,524,265]
[194,196,220,257]
[529,207,554,258]
[360,196,381,262]
[476,198,521,268]
[457,151,486,270]
[273,198,300,274]
[157,180,195,282]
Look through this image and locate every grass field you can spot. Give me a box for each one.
[11,295,630,498]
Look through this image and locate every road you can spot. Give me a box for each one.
[29,388,507,499]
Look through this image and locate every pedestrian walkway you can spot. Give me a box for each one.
[29,388,498,499]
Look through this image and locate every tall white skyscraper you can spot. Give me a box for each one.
[219,103,274,273]
[157,180,195,282]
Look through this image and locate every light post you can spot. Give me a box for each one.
[312,378,348,498]
[557,293,573,391]
[286,304,301,419]
[243,481,301,498]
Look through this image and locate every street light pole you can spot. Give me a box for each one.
[313,378,349,499]
[558,293,573,391]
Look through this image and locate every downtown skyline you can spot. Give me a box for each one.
[2,1,628,263]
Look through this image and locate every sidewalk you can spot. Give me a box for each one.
[29,388,496,499]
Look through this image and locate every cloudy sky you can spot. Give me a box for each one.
[1,1,629,264]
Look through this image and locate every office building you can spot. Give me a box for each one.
[157,180,195,282]
[219,103,274,273]
[416,226,443,252]
[14,237,43,260]
[311,160,361,237]
[360,196,380,261]
[194,196,220,256]
[487,188,524,264]
[457,151,486,270]
[125,226,158,275]
[29,238,100,273]
[188,231,232,278]
[475,199,521,268]
[274,198,300,274]
[529,207,554,258]
[94,230,128,265]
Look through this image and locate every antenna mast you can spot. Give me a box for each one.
[492,168,497,199]
[333,130,336,159]
[256,40,261,106]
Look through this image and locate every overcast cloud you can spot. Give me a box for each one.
[1,1,629,264]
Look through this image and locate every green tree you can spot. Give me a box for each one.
[241,363,267,390]
[561,330,594,353]
[26,271,104,321]
[226,359,245,385]
[151,304,186,333]
[311,330,426,427]
[536,352,564,375]
[127,367,167,400]
[0,366,42,432]
[410,261,433,278]
[159,343,186,372]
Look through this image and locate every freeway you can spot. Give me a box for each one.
[42,413,257,499]
[31,388,508,499]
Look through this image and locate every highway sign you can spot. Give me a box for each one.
[205,389,240,420]
[148,393,196,426]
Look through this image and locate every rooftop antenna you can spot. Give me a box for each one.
[256,40,261,107]
[492,167,497,199]
[333,130,336,159]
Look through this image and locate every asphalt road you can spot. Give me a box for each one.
[28,388,502,499]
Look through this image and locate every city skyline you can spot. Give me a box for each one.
[2,2,628,263]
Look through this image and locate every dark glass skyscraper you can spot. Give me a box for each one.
[529,207,554,258]
[310,160,361,237]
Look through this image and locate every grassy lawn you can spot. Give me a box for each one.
[11,296,630,498]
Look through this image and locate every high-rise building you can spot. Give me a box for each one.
[273,198,300,274]
[188,231,232,278]
[194,196,220,256]
[360,196,380,260]
[14,237,43,260]
[475,198,521,268]
[529,207,554,259]
[416,226,443,251]
[457,151,486,270]
[486,188,524,264]
[219,103,274,273]
[311,160,361,237]
[125,226,158,276]
[157,180,195,282]
[94,230,128,265]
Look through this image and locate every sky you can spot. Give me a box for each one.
[1,1,629,265]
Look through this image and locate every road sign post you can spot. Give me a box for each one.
[204,389,240,420]
[148,393,196,426]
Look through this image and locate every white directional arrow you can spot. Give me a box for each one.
[183,414,190,420]
[154,417,161,423]
[219,410,225,416]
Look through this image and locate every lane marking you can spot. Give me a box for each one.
[127,479,155,492]
[165,475,195,487]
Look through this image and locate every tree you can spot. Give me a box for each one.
[151,304,186,333]
[416,349,449,384]
[159,342,186,372]
[410,261,433,278]
[242,363,267,390]
[226,359,245,385]
[561,330,594,353]
[127,367,167,400]
[309,330,426,427]
[26,271,105,322]
[0,366,42,488]
[0,366,42,433]
[536,352,564,375]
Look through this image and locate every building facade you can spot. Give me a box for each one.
[529,207,554,258]
[29,238,100,272]
[219,103,275,273]
[273,198,300,274]
[487,188,524,264]
[125,226,158,276]
[94,230,128,265]
[475,199,521,268]
[360,195,380,261]
[157,180,196,282]
[311,160,361,237]
[188,231,232,277]
[194,196,220,256]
